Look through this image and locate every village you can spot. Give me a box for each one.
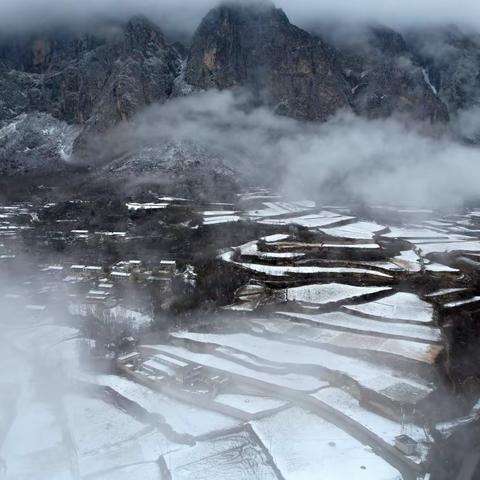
[0,192,480,480]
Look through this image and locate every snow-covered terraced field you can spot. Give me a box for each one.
[6,197,480,480]
[320,221,387,240]
[251,407,403,480]
[278,311,441,343]
[162,429,280,480]
[169,332,433,404]
[253,318,441,365]
[96,375,240,436]
[344,292,434,324]
[226,259,394,279]
[141,344,326,392]
[312,388,430,465]
[285,283,391,305]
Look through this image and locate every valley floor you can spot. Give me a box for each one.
[1,191,480,480]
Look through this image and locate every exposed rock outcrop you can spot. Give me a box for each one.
[329,25,450,122]
[405,26,480,114]
[0,113,79,176]
[1,1,480,178]
[186,3,351,121]
[0,17,182,147]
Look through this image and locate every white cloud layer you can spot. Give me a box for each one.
[0,0,479,35]
[96,90,480,208]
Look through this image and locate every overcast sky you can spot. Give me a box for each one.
[1,0,480,35]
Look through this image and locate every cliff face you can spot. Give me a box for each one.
[405,26,480,114]
[1,2,480,177]
[0,17,181,145]
[186,3,351,121]
[330,25,450,122]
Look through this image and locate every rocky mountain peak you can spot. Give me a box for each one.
[186,1,350,121]
[1,1,480,178]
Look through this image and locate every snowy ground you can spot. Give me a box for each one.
[5,199,480,480]
[252,407,403,480]
[278,311,441,343]
[97,375,239,437]
[169,332,432,402]
[285,283,391,305]
[344,292,434,324]
[163,429,280,480]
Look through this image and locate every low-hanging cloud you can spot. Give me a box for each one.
[1,0,480,37]
[94,89,480,209]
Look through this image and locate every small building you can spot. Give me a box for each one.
[159,260,176,276]
[118,351,141,365]
[175,364,204,385]
[394,435,418,456]
[85,266,103,273]
[209,374,229,396]
[110,271,132,281]
[41,265,64,273]
[117,352,142,369]
[86,290,109,304]
[128,260,143,272]
[71,265,86,273]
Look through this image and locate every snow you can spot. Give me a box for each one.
[382,228,449,239]
[262,316,441,364]
[322,243,381,249]
[2,400,63,458]
[422,68,438,95]
[416,240,480,256]
[425,288,467,298]
[313,388,429,463]
[252,407,403,480]
[64,394,149,456]
[97,375,239,437]
[126,202,169,210]
[1,382,73,480]
[238,240,304,259]
[443,296,480,308]
[247,201,316,219]
[11,324,79,352]
[278,311,441,343]
[259,213,355,228]
[103,306,153,329]
[344,292,434,324]
[214,393,288,415]
[141,344,324,392]
[321,221,386,240]
[169,332,431,402]
[163,429,279,480]
[203,210,237,216]
[87,463,162,480]
[392,250,458,273]
[227,257,393,279]
[203,215,241,225]
[78,429,178,479]
[425,263,459,273]
[261,234,290,242]
[286,283,391,305]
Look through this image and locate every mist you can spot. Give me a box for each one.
[1,0,480,37]
[91,89,480,209]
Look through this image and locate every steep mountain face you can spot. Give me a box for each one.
[327,25,450,122]
[0,17,182,152]
[0,113,78,176]
[186,3,351,121]
[405,26,480,113]
[1,2,480,178]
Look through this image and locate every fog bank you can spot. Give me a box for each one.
[1,0,480,36]
[93,90,480,208]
